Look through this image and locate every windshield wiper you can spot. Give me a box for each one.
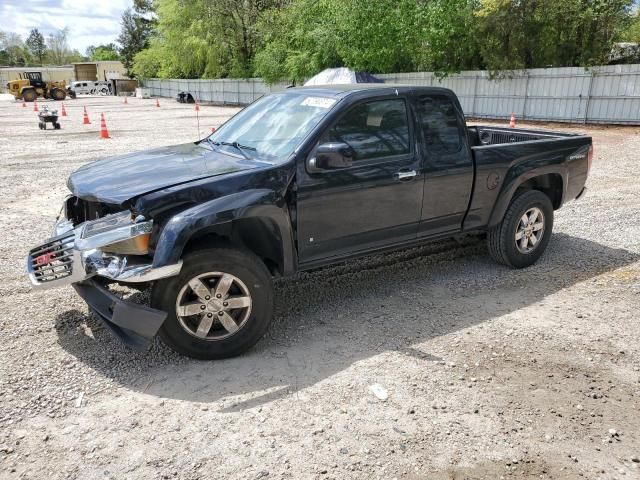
[209,140,256,160]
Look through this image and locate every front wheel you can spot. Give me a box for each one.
[50,87,66,100]
[151,247,274,359]
[22,89,37,102]
[487,190,554,268]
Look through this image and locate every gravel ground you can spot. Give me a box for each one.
[0,94,639,480]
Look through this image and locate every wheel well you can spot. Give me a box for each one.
[180,218,285,277]
[514,173,563,209]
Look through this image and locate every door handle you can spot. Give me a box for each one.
[395,170,417,180]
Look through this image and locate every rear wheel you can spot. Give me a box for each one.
[22,89,37,102]
[151,247,274,359]
[50,87,66,100]
[487,190,554,268]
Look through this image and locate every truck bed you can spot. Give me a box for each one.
[463,125,591,232]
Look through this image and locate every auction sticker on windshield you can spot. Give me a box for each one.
[301,97,336,109]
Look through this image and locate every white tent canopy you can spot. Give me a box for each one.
[304,68,384,86]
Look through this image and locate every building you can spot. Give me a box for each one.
[0,66,74,88]
[73,61,128,82]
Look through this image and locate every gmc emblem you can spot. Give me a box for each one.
[35,252,55,266]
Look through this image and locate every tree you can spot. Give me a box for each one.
[254,0,478,83]
[0,31,31,66]
[118,1,156,76]
[132,0,288,79]
[130,0,640,81]
[88,43,121,61]
[475,0,634,70]
[26,28,46,65]
[46,28,72,64]
[622,8,640,41]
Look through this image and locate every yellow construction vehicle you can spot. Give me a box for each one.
[6,72,75,102]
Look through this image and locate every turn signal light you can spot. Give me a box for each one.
[102,233,151,255]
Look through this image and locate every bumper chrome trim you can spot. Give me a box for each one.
[97,260,183,283]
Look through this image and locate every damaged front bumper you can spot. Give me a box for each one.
[26,209,181,350]
[73,279,167,350]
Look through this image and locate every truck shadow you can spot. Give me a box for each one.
[54,233,638,411]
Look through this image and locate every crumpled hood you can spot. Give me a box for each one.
[67,142,264,205]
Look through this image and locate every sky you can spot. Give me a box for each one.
[0,0,132,54]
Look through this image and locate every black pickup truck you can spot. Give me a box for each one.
[27,85,592,359]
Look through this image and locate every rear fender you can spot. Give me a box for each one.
[151,189,296,275]
[487,165,568,228]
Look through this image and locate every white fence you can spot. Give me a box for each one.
[141,78,291,105]
[143,64,640,124]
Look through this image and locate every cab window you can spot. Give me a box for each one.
[321,99,410,161]
[417,95,462,154]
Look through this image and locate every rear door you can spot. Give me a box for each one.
[296,95,423,263]
[416,93,474,236]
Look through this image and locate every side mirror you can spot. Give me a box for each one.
[307,142,354,172]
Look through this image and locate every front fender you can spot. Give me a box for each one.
[151,189,296,275]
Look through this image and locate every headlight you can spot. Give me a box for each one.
[75,211,153,255]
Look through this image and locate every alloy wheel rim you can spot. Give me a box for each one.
[175,272,252,341]
[515,207,545,254]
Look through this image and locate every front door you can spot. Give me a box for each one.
[296,96,423,263]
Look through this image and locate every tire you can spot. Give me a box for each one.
[151,247,274,359]
[54,122,61,129]
[22,89,37,102]
[50,88,66,100]
[487,190,554,268]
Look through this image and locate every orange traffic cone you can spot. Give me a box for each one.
[195,102,200,112]
[61,103,67,117]
[509,112,516,128]
[211,127,216,133]
[99,113,110,139]
[124,96,128,104]
[83,106,91,124]
[21,99,26,108]
[156,98,160,108]
[33,99,38,112]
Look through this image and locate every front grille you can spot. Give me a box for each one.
[29,233,75,284]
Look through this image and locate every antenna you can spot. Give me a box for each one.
[196,97,201,139]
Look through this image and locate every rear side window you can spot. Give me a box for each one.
[417,95,462,154]
[322,99,410,161]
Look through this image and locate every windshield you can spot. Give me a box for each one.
[208,92,337,161]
